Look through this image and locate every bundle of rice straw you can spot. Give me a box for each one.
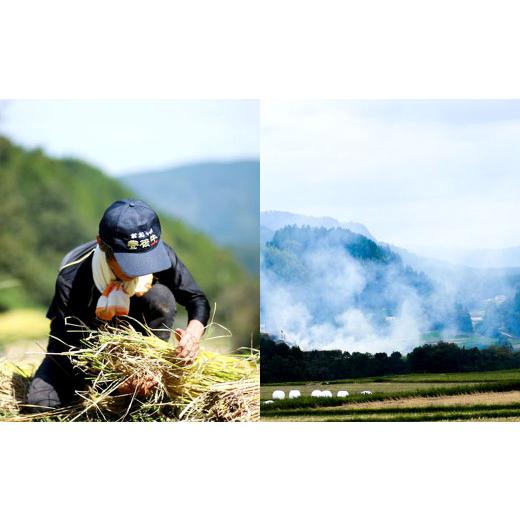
[0,361,32,418]
[179,380,259,422]
[0,321,259,422]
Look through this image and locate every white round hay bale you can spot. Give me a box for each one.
[288,390,301,399]
[311,390,322,397]
[361,390,372,395]
[337,390,349,398]
[321,390,333,398]
[264,400,274,404]
[272,390,286,400]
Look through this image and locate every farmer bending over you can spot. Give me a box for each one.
[26,199,210,410]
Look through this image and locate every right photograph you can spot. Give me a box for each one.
[260,100,520,422]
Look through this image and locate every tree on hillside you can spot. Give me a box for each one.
[260,333,520,382]
[454,303,474,334]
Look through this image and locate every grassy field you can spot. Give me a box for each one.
[0,307,234,352]
[262,370,520,421]
[0,309,49,370]
[0,308,49,347]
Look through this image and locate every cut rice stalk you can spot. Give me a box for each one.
[1,320,259,422]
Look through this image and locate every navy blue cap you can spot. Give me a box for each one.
[99,199,171,277]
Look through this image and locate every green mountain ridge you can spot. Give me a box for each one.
[120,160,259,273]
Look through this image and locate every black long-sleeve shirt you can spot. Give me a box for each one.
[46,240,210,353]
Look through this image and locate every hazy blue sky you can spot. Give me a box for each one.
[0,100,259,175]
[261,100,520,253]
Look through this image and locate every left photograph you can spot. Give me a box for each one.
[0,100,260,421]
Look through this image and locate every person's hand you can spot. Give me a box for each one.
[117,373,157,398]
[175,327,200,361]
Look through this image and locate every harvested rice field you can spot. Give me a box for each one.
[261,371,520,421]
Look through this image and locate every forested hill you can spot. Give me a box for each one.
[0,136,257,346]
[261,225,474,342]
[263,225,433,301]
[267,225,398,264]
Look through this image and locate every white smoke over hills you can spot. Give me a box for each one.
[260,212,520,353]
[261,254,424,354]
[261,225,430,353]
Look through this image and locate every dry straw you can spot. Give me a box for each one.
[0,362,32,416]
[0,317,259,422]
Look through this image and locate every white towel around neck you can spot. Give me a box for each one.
[91,245,153,320]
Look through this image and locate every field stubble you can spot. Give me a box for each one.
[262,371,520,422]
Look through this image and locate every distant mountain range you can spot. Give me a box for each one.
[262,210,520,270]
[387,244,520,313]
[121,160,259,273]
[420,246,520,270]
[391,244,520,280]
[261,211,374,243]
